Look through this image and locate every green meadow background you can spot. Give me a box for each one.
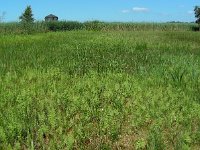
[0,22,200,149]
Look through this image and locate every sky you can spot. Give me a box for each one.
[0,0,199,22]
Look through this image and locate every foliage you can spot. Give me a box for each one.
[19,5,34,34]
[0,22,198,34]
[0,31,200,149]
[19,5,34,24]
[84,20,105,31]
[45,21,84,31]
[194,6,200,24]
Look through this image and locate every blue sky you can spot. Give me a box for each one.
[0,0,199,22]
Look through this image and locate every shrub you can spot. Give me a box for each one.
[45,21,84,31]
[84,20,105,31]
[19,5,35,34]
[191,26,199,31]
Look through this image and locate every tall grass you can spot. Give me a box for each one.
[0,21,198,34]
[0,31,200,149]
[0,22,48,34]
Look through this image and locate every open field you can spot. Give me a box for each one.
[0,22,198,34]
[0,30,200,149]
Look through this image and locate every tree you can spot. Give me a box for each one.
[19,6,34,33]
[194,6,200,24]
[19,5,34,24]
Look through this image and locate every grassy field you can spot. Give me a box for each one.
[0,22,198,34]
[0,30,200,149]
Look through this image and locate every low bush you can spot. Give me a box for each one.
[45,21,84,31]
[191,25,200,31]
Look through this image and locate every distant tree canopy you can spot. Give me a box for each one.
[19,6,35,34]
[194,6,200,24]
[19,5,34,24]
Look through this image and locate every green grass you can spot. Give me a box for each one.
[0,21,198,34]
[0,31,200,149]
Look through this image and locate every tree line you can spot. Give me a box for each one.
[20,5,200,28]
[1,5,199,34]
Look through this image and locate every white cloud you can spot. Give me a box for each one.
[121,7,150,14]
[132,7,149,13]
[122,9,130,13]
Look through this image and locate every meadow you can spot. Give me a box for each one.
[0,21,198,34]
[0,28,200,149]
